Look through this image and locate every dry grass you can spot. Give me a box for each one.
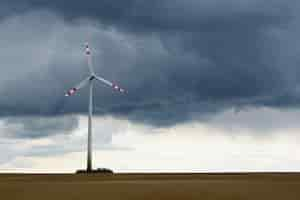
[0,173,300,200]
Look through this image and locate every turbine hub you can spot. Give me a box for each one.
[89,75,95,81]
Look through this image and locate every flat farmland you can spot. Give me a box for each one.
[0,173,300,200]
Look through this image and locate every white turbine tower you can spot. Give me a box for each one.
[65,43,126,173]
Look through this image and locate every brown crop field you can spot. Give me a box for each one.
[0,173,300,200]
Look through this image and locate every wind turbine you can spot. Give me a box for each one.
[65,43,126,173]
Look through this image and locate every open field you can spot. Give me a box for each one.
[0,173,300,200]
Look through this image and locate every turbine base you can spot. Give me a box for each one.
[76,168,114,174]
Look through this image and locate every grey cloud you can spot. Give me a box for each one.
[1,115,78,138]
[204,107,300,134]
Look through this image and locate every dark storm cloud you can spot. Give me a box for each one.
[0,0,292,31]
[0,1,300,126]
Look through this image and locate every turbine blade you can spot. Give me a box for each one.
[65,76,90,96]
[85,43,95,74]
[95,75,126,93]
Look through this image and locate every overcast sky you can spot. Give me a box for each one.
[1,0,300,172]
